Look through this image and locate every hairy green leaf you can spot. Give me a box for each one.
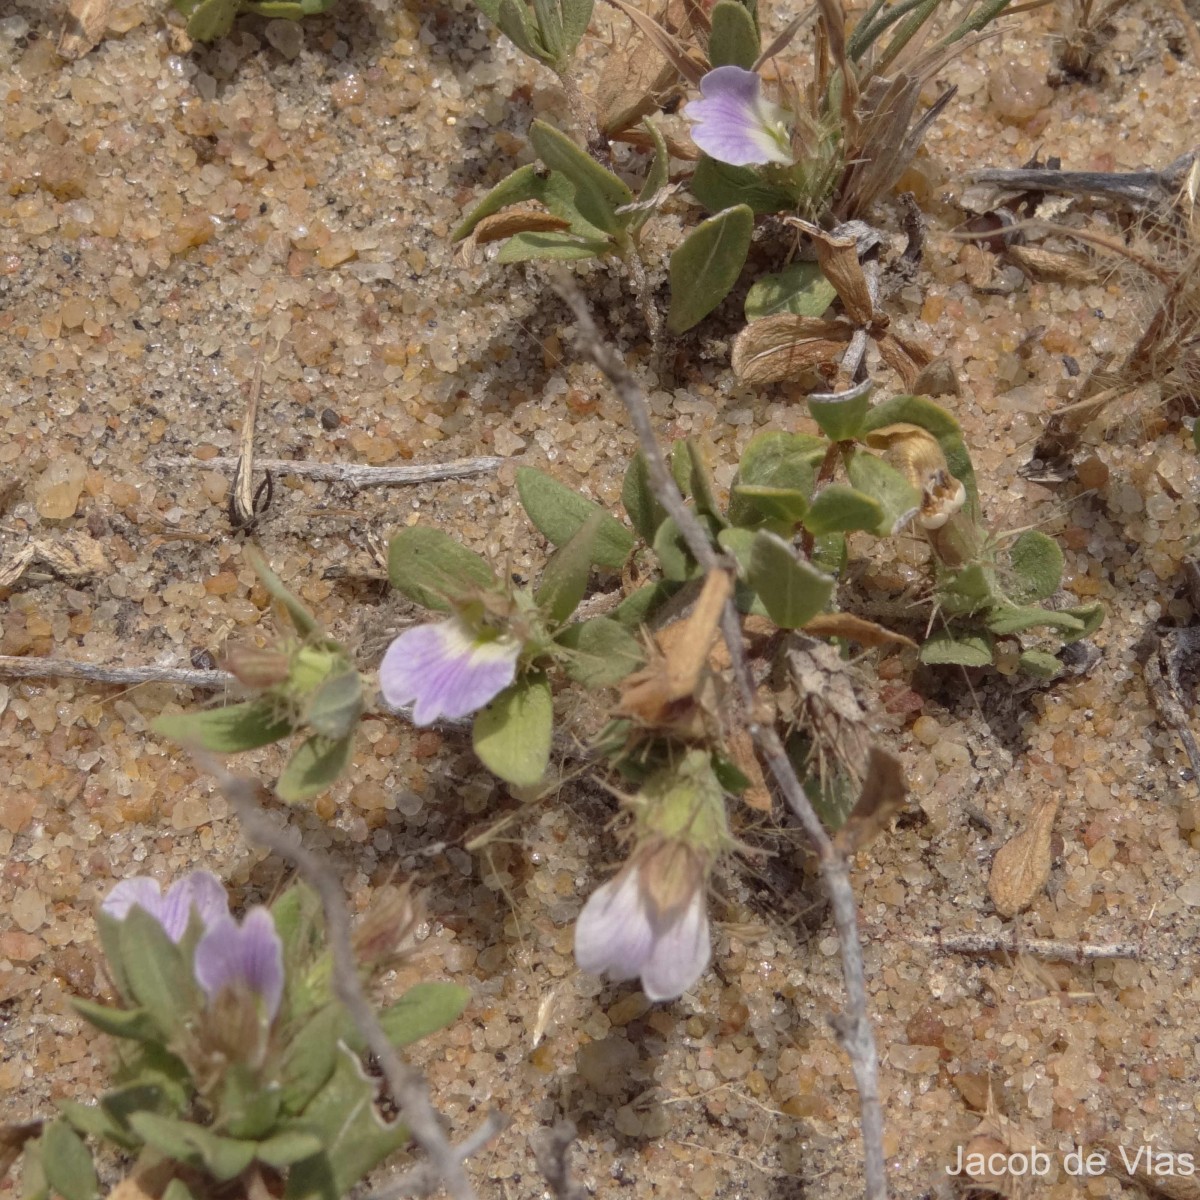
[667,204,754,333]
[473,672,553,787]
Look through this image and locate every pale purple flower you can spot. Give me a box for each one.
[574,848,711,1002]
[102,871,229,942]
[194,907,284,1021]
[379,618,520,726]
[684,65,795,167]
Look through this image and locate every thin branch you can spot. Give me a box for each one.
[364,1112,508,1200]
[205,761,489,1200]
[530,1120,590,1200]
[0,654,235,690]
[556,278,888,1200]
[902,931,1148,962]
[157,455,510,488]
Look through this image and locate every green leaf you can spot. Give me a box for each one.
[532,0,565,59]
[175,0,239,41]
[559,0,593,54]
[161,1181,196,1200]
[537,511,604,623]
[279,1005,344,1115]
[744,261,837,320]
[119,907,200,1038]
[378,982,472,1048]
[246,548,320,637]
[845,449,922,535]
[496,0,548,60]
[528,121,632,234]
[70,999,159,1043]
[495,231,610,262]
[690,155,796,216]
[246,0,337,15]
[802,484,883,536]
[1018,649,1063,679]
[673,440,726,525]
[708,0,759,67]
[272,884,326,1018]
[305,669,364,740]
[20,1133,48,1200]
[1006,530,1063,603]
[153,699,294,754]
[938,562,996,615]
[985,604,1086,638]
[453,164,548,240]
[556,617,645,685]
[860,394,978,517]
[746,532,835,628]
[219,1065,282,1141]
[60,1084,172,1152]
[473,672,553,787]
[612,579,678,628]
[808,382,873,442]
[388,526,496,611]
[920,629,994,667]
[652,516,701,582]
[631,119,669,233]
[257,1131,325,1170]
[516,467,634,569]
[277,734,355,803]
[41,1121,97,1200]
[728,431,824,527]
[621,452,668,543]
[285,1046,410,1200]
[667,204,754,333]
[1059,602,1104,641]
[730,483,811,529]
[129,1115,257,1183]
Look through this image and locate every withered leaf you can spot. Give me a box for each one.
[988,797,1060,918]
[726,725,771,811]
[731,314,849,384]
[473,208,572,245]
[802,612,916,649]
[788,219,875,325]
[833,746,907,855]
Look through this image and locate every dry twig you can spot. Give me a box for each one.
[0,654,234,690]
[158,455,510,488]
[904,930,1146,963]
[206,761,495,1200]
[556,280,889,1200]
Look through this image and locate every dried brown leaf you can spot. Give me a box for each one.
[731,314,849,384]
[473,209,572,245]
[802,611,916,649]
[727,725,772,811]
[988,797,1060,918]
[790,219,875,324]
[834,746,907,855]
[874,332,921,388]
[606,0,708,86]
[1005,244,1099,285]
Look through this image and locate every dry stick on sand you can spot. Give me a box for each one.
[204,759,502,1200]
[158,455,511,489]
[555,280,889,1200]
[0,654,235,690]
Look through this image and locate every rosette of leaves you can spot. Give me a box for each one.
[171,0,336,43]
[154,551,365,803]
[387,479,644,788]
[13,884,469,1200]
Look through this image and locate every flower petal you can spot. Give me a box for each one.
[194,908,284,1020]
[380,620,519,726]
[640,889,711,1002]
[574,869,655,982]
[684,65,794,167]
[101,871,229,943]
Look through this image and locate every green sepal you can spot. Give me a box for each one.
[708,0,759,67]
[1005,530,1063,603]
[305,669,364,740]
[1018,649,1063,679]
[277,733,355,803]
[495,231,610,262]
[667,204,754,333]
[920,628,995,667]
[690,155,796,216]
[536,511,604,624]
[388,526,496,611]
[528,120,632,234]
[845,449,922,535]
[516,467,634,570]
[556,617,645,685]
[622,452,669,543]
[153,699,295,754]
[284,1046,410,1200]
[118,906,200,1039]
[40,1121,97,1200]
[473,672,553,787]
[745,261,837,320]
[802,484,882,536]
[127,1114,257,1183]
[746,531,835,628]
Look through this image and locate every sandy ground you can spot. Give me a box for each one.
[3,0,1200,1196]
